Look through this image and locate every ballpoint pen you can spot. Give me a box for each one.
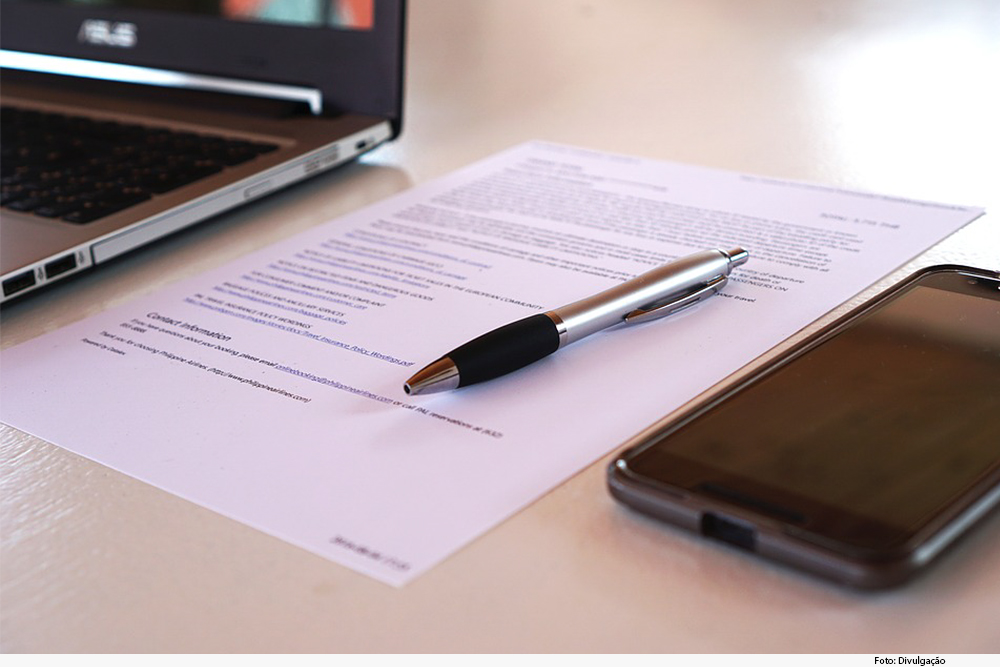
[403,247,749,395]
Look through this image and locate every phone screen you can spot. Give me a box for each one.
[625,270,1000,551]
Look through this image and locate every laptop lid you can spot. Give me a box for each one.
[1,0,405,132]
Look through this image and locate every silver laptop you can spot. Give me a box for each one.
[1,0,405,304]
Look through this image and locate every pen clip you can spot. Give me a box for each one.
[623,275,728,326]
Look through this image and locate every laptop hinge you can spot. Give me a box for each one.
[1,49,324,116]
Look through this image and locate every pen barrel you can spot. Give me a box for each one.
[553,249,736,345]
[449,313,561,387]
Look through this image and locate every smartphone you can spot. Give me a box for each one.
[608,265,1000,588]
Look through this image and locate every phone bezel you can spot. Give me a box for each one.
[608,264,1000,588]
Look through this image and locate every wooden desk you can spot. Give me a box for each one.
[3,0,999,652]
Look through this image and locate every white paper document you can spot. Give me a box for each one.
[0,142,982,585]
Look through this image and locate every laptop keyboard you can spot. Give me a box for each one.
[1,106,279,224]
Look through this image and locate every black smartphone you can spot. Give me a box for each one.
[608,265,1000,588]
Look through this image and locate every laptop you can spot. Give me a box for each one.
[0,0,405,304]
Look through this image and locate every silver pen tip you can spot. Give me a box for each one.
[724,247,749,267]
[403,357,461,395]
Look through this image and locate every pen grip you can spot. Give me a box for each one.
[449,313,561,387]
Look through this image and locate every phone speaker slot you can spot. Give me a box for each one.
[701,513,756,551]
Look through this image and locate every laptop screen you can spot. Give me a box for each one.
[0,0,404,124]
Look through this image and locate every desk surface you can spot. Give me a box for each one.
[2,0,999,653]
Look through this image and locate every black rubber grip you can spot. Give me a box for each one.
[449,313,561,387]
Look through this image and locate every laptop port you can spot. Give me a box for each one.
[3,269,36,297]
[702,513,756,551]
[45,254,78,279]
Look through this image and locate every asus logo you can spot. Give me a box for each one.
[78,19,137,48]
